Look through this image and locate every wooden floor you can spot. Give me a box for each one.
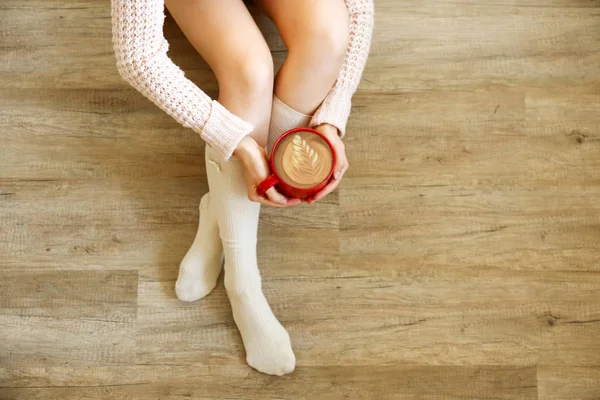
[1,1,600,399]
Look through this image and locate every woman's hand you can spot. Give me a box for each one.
[234,136,302,207]
[305,123,349,204]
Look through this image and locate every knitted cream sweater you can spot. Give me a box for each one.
[112,0,374,160]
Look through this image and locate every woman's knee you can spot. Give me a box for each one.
[287,8,349,73]
[216,47,274,99]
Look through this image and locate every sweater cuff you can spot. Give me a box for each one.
[200,100,254,160]
[309,88,353,138]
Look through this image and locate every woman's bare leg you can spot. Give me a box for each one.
[257,0,349,162]
[166,0,295,376]
[257,0,349,115]
[166,0,273,146]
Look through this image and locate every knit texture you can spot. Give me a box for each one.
[111,0,253,160]
[309,0,375,137]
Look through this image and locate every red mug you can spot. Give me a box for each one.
[256,128,336,199]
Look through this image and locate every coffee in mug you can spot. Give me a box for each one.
[256,128,336,199]
[273,130,333,189]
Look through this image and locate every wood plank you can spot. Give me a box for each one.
[0,365,537,400]
[341,183,600,269]
[341,91,600,269]
[0,2,118,90]
[526,85,600,137]
[363,1,600,91]
[387,0,600,17]
[538,366,600,400]
[0,270,137,367]
[0,270,136,321]
[344,91,599,188]
[133,261,600,367]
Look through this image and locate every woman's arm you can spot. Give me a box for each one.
[309,0,375,136]
[111,0,253,160]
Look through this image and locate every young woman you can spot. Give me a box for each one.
[112,0,374,376]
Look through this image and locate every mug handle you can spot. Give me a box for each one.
[256,174,280,197]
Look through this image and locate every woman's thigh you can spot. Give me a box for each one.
[165,0,274,144]
[256,0,349,114]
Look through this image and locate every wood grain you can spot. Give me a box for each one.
[0,365,537,400]
[538,366,600,400]
[1,0,599,398]
[0,271,137,368]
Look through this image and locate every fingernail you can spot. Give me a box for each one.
[334,171,341,180]
[280,199,287,204]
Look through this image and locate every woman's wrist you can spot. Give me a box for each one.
[234,135,260,160]
[315,123,341,139]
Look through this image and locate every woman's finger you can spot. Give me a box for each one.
[251,194,286,207]
[306,162,347,204]
[255,188,301,207]
[332,146,346,180]
[265,187,289,205]
[312,178,341,203]
[342,162,350,175]
[258,197,301,208]
[305,160,348,204]
[330,154,348,183]
[260,198,287,207]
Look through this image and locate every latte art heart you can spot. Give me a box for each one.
[273,131,334,189]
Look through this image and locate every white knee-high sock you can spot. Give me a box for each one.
[175,193,223,302]
[205,143,295,376]
[267,95,312,155]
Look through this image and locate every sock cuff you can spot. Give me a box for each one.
[268,96,313,154]
[272,95,312,121]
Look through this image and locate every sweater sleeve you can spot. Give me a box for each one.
[111,0,253,160]
[309,0,375,137]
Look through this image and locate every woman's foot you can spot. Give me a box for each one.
[175,193,223,302]
[228,287,295,376]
